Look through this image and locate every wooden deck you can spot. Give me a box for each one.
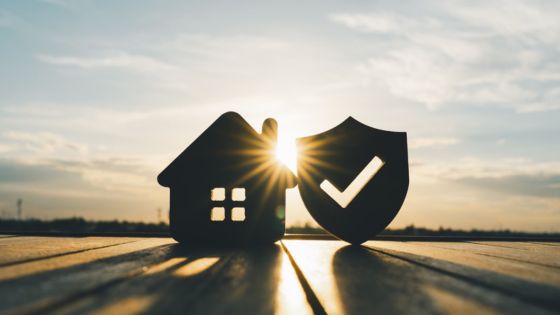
[0,235,559,315]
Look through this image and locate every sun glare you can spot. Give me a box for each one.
[275,133,298,173]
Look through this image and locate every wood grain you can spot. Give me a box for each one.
[365,241,560,285]
[1,237,558,315]
[364,241,560,313]
[0,238,175,315]
[285,240,557,315]
[49,244,312,315]
[0,236,140,267]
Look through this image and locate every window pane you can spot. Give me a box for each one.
[210,188,226,201]
[232,207,245,221]
[232,188,246,201]
[210,207,225,221]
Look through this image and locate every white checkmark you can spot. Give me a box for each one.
[320,156,384,208]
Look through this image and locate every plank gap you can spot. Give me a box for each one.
[280,240,327,315]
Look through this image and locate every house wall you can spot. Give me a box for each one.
[168,184,286,245]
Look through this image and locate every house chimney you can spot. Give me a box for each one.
[262,118,277,144]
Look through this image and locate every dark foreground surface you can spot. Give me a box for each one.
[0,235,559,315]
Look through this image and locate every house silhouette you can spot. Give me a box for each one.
[158,112,296,245]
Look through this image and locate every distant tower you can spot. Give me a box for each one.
[17,198,23,220]
[157,208,162,223]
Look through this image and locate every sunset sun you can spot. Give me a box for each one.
[274,132,298,173]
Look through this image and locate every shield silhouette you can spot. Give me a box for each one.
[297,117,408,244]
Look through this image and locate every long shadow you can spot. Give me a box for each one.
[332,245,560,314]
[331,245,438,314]
[0,243,284,315]
[0,243,176,314]
[140,244,283,315]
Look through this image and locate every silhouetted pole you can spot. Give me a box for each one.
[17,198,22,220]
[157,208,162,223]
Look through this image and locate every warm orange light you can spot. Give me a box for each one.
[274,133,298,173]
[173,257,220,277]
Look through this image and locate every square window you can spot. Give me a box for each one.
[232,188,246,201]
[210,188,226,201]
[231,207,245,221]
[210,207,225,221]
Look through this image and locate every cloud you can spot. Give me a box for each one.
[37,52,176,73]
[164,34,292,59]
[0,157,156,199]
[410,137,459,149]
[330,1,560,112]
[33,32,343,98]
[330,13,437,34]
[420,157,560,179]
[414,157,560,198]
[457,174,560,199]
[0,144,14,154]
[46,158,155,195]
[3,131,87,156]
[0,130,157,196]
[0,157,164,221]
[446,1,560,40]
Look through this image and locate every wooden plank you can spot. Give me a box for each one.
[526,242,560,247]
[0,238,173,281]
[3,238,558,315]
[460,242,560,269]
[364,241,560,312]
[44,243,312,315]
[417,241,560,269]
[366,241,560,285]
[0,237,141,267]
[469,241,560,251]
[284,240,557,315]
[0,238,175,315]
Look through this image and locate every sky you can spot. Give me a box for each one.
[0,0,559,231]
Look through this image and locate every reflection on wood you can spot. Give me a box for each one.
[275,249,313,315]
[0,236,139,267]
[0,236,558,315]
[172,257,220,277]
[0,238,173,281]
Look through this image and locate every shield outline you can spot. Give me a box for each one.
[296,117,409,244]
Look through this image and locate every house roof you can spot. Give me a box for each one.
[158,111,297,188]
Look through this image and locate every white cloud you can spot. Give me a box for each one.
[50,158,155,195]
[34,34,322,96]
[417,157,560,180]
[331,0,560,112]
[330,13,439,34]
[0,157,164,221]
[37,52,176,73]
[0,143,14,153]
[446,0,560,40]
[3,131,87,156]
[410,137,459,149]
[164,34,292,59]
